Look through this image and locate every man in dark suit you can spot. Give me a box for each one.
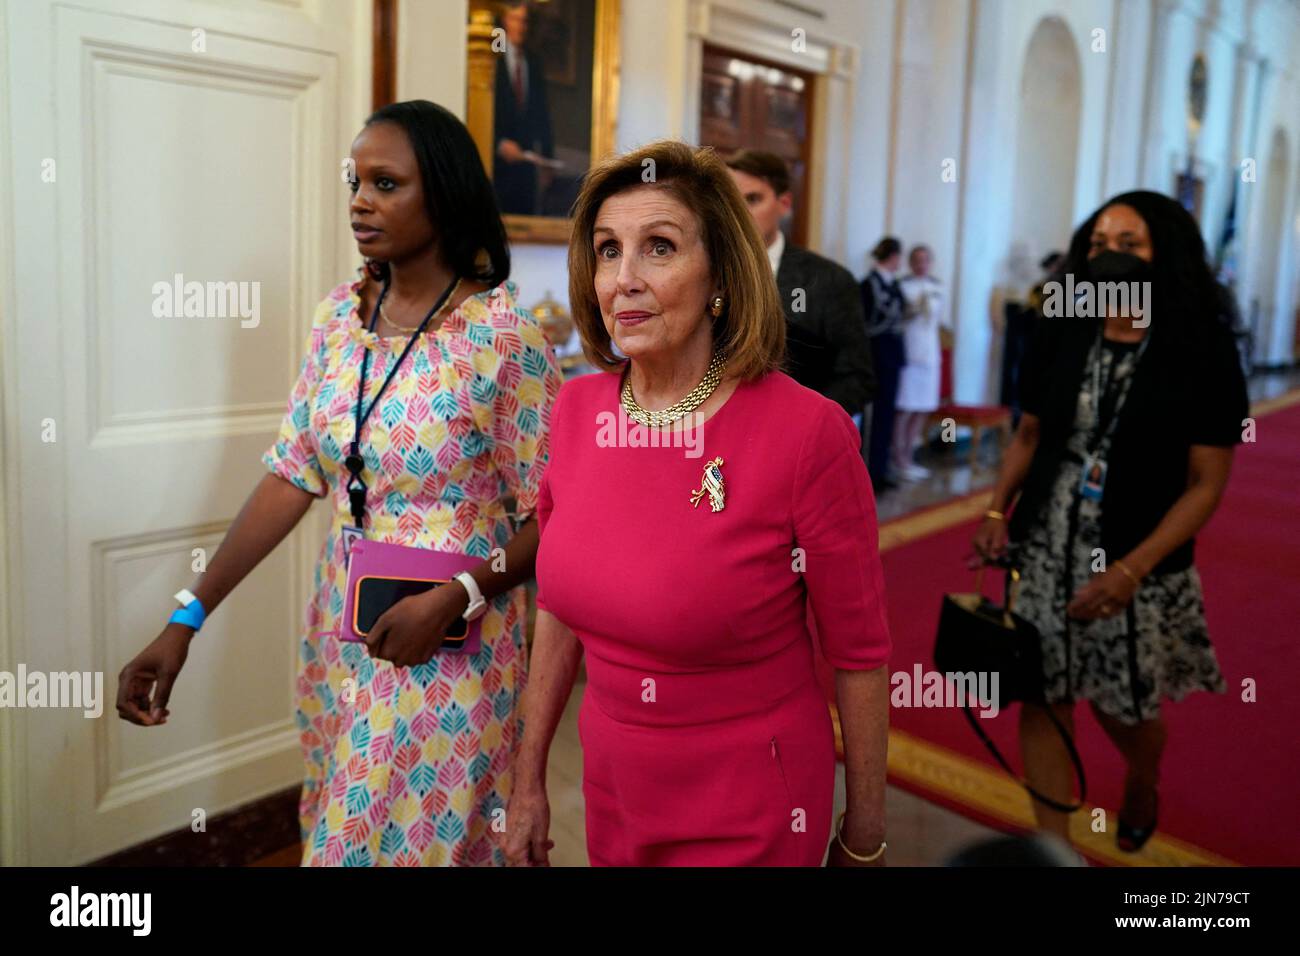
[493,2,554,216]
[725,150,875,420]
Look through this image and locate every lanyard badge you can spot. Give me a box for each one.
[342,442,368,565]
[1077,330,1150,502]
[1078,456,1108,500]
[342,274,459,562]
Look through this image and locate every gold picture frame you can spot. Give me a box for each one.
[466,0,621,244]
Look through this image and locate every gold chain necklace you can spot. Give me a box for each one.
[621,351,727,427]
[379,278,463,334]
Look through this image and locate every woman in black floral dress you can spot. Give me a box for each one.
[972,191,1248,851]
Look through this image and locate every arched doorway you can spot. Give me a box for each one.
[1010,17,1083,263]
[991,17,1082,406]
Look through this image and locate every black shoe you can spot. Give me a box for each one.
[1117,789,1158,853]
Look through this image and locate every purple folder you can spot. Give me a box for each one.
[340,539,483,655]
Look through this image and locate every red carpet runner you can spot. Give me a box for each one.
[821,394,1300,866]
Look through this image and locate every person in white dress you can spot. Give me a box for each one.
[892,245,949,480]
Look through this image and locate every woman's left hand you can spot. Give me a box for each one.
[365,582,471,667]
[1066,565,1138,621]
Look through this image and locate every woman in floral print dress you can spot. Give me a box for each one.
[971,192,1247,853]
[117,100,562,866]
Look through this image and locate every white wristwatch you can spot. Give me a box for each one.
[453,571,488,621]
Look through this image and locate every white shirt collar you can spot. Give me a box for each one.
[767,230,786,275]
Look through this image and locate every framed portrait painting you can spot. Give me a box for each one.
[465,0,621,243]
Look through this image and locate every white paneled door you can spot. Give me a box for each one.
[1,0,363,863]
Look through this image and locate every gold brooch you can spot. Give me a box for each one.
[690,456,726,512]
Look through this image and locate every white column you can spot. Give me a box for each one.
[1229,40,1264,308]
[1240,53,1275,360]
[1139,0,1184,189]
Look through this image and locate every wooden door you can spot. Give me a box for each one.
[699,45,814,247]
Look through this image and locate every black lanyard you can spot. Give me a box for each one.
[1086,329,1150,454]
[344,276,459,529]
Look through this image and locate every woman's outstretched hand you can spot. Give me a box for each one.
[117,625,192,726]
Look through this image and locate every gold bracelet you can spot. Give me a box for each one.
[1112,559,1142,586]
[835,811,886,862]
[984,509,1007,521]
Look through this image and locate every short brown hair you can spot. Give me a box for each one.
[723,148,792,198]
[567,140,785,380]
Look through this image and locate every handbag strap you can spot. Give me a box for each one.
[960,703,1088,814]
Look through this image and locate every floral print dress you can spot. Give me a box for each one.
[262,270,563,865]
[1013,337,1226,725]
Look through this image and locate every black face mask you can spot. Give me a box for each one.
[1086,250,1152,282]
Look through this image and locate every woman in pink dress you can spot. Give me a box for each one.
[117,100,562,866]
[500,141,892,866]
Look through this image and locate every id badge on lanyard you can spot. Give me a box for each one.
[340,275,459,568]
[1078,456,1107,500]
[1078,332,1148,501]
[341,525,365,565]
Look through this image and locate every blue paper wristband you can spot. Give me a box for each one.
[169,599,207,632]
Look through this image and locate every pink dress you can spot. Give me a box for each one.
[535,369,891,866]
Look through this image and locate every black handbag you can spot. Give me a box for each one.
[933,563,1086,814]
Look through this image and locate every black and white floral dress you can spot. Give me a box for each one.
[1013,337,1226,725]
